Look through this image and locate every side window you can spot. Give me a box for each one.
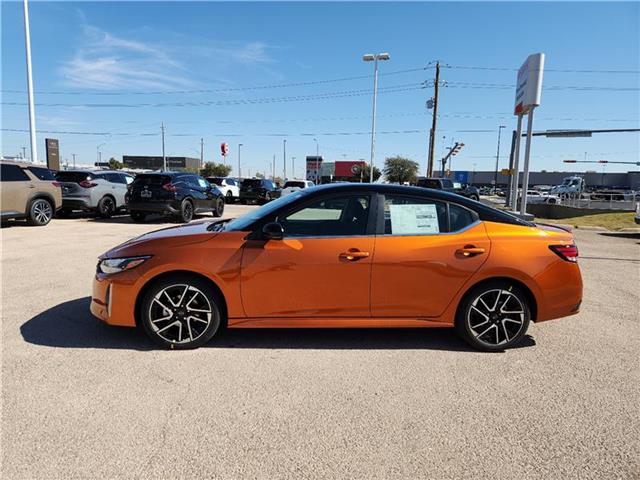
[383,195,447,235]
[106,173,125,184]
[279,195,370,237]
[442,179,453,188]
[27,166,56,180]
[123,174,134,185]
[227,179,235,186]
[197,177,208,189]
[449,203,478,232]
[1,164,30,182]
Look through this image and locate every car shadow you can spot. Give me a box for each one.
[87,214,214,225]
[21,297,536,352]
[598,232,640,240]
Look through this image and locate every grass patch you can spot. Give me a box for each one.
[540,212,638,231]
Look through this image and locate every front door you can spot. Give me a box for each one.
[370,194,491,318]
[241,194,374,318]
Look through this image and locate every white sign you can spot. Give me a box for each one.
[389,204,440,235]
[514,53,545,115]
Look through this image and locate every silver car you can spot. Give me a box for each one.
[55,170,134,218]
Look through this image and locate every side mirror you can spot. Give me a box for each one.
[262,222,284,241]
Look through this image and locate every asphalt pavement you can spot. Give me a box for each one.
[1,205,638,479]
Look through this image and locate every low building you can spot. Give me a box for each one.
[122,156,200,171]
[307,158,368,183]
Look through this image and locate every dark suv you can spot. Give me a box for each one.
[239,178,281,204]
[126,172,225,223]
[416,177,480,201]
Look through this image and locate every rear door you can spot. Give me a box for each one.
[129,174,174,203]
[370,193,490,318]
[0,164,31,215]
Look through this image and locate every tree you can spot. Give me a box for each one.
[383,156,419,184]
[108,157,123,170]
[255,172,265,179]
[352,164,382,183]
[200,162,232,178]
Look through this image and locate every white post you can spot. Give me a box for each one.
[23,0,37,163]
[161,122,166,171]
[520,109,535,216]
[368,57,379,183]
[510,114,524,211]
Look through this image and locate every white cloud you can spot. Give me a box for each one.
[59,25,194,90]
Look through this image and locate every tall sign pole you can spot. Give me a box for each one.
[283,139,287,180]
[23,0,37,163]
[512,53,544,216]
[510,115,524,211]
[161,122,166,171]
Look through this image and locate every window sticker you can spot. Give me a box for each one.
[389,203,439,235]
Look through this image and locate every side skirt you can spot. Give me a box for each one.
[228,317,453,329]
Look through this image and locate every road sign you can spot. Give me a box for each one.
[220,142,229,156]
[546,130,592,138]
[45,138,59,170]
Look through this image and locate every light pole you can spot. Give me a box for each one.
[283,139,287,180]
[161,122,166,171]
[313,138,320,184]
[291,156,296,179]
[238,143,243,178]
[494,125,506,192]
[363,52,390,183]
[22,0,37,163]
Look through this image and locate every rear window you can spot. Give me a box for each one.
[284,181,305,189]
[27,166,56,181]
[417,179,441,189]
[55,171,93,183]
[132,174,172,186]
[241,179,263,188]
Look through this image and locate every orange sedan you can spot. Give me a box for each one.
[91,184,582,351]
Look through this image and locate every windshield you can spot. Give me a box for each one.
[225,190,307,231]
[56,171,94,183]
[283,181,305,188]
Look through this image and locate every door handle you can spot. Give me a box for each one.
[28,184,36,189]
[339,249,370,262]
[456,245,485,257]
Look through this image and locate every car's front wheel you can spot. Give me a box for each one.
[455,281,531,351]
[140,275,222,349]
[97,196,116,218]
[26,198,54,226]
[225,191,234,203]
[178,199,194,223]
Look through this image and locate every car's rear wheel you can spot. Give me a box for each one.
[97,196,116,218]
[178,199,194,223]
[455,280,531,351]
[469,194,479,201]
[140,275,222,349]
[225,191,233,203]
[26,198,54,226]
[213,198,224,217]
[130,211,147,223]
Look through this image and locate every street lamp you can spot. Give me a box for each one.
[97,142,106,165]
[363,52,390,183]
[291,156,296,179]
[493,125,506,192]
[238,143,243,178]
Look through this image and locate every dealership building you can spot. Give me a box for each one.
[306,157,368,183]
[122,156,200,171]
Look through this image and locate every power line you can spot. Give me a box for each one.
[444,64,640,74]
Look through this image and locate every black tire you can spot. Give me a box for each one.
[26,198,54,226]
[469,195,479,202]
[130,211,147,223]
[140,274,222,349]
[97,196,116,218]
[225,191,234,203]
[455,280,531,352]
[212,198,224,217]
[178,199,194,223]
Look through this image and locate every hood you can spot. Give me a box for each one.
[100,221,217,259]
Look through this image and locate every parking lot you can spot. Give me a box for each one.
[2,206,639,479]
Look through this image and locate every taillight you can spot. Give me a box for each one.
[79,180,97,188]
[52,181,61,188]
[162,182,177,192]
[549,244,579,263]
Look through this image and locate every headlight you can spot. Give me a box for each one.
[98,256,151,275]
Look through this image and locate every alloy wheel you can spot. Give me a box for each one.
[147,284,212,344]
[467,288,525,347]
[101,197,115,216]
[32,200,52,224]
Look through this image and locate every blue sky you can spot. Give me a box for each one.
[2,1,639,176]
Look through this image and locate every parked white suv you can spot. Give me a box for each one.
[281,179,315,197]
[206,177,240,203]
[55,170,134,218]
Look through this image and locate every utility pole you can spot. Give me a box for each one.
[72,153,76,168]
[427,61,440,177]
[238,143,243,178]
[493,125,506,192]
[283,139,287,180]
[291,157,296,179]
[161,122,166,171]
[23,0,37,163]
[200,137,204,170]
[272,154,276,181]
[21,146,27,160]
